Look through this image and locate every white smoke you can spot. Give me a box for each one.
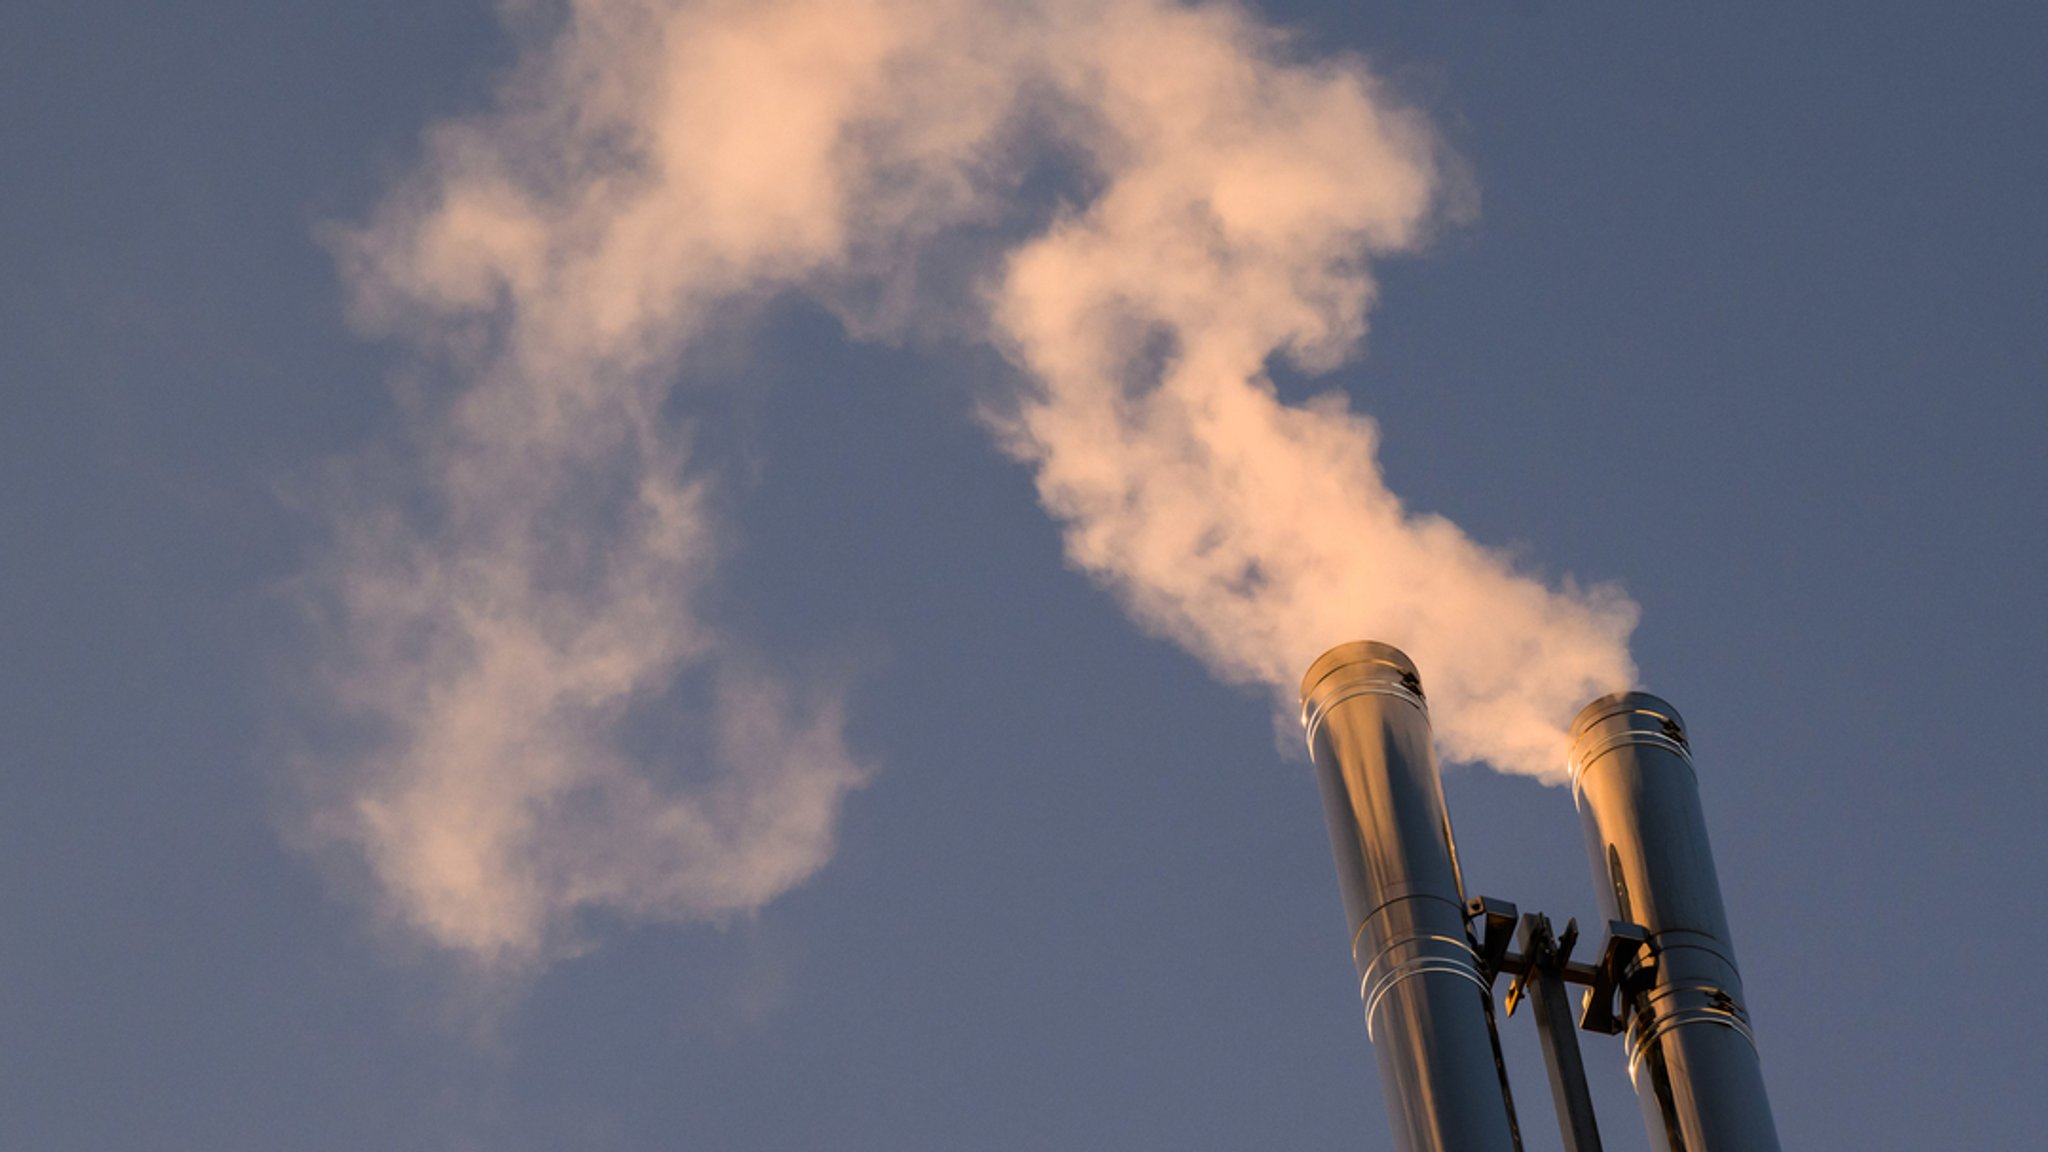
[304,0,1636,968]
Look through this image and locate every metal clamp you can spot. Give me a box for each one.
[1578,921,1649,1036]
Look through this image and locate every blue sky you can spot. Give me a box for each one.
[3,2,2044,1149]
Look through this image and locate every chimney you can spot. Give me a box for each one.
[1300,641,1521,1152]
[1568,693,1782,1151]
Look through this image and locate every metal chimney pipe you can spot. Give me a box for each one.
[1301,642,1520,1152]
[1568,693,1781,1152]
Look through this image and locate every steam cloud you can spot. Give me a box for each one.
[307,0,1637,967]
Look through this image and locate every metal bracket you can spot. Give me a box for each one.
[1464,900,1656,1150]
[1505,915,1578,1019]
[1466,896,1519,979]
[1576,921,1649,1036]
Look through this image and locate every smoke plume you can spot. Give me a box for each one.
[306,0,1637,967]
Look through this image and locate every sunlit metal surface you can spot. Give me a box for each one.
[1302,642,1521,1152]
[1569,693,1781,1152]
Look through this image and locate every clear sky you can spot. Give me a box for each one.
[3,2,2044,1149]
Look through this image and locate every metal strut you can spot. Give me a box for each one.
[1469,898,1651,1152]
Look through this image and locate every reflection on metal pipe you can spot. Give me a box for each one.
[1568,693,1781,1152]
[1301,642,1520,1152]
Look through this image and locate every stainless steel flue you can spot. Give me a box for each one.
[1569,693,1781,1152]
[1301,642,1520,1152]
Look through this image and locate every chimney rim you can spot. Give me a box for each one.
[1568,690,1686,743]
[1298,640,1420,707]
